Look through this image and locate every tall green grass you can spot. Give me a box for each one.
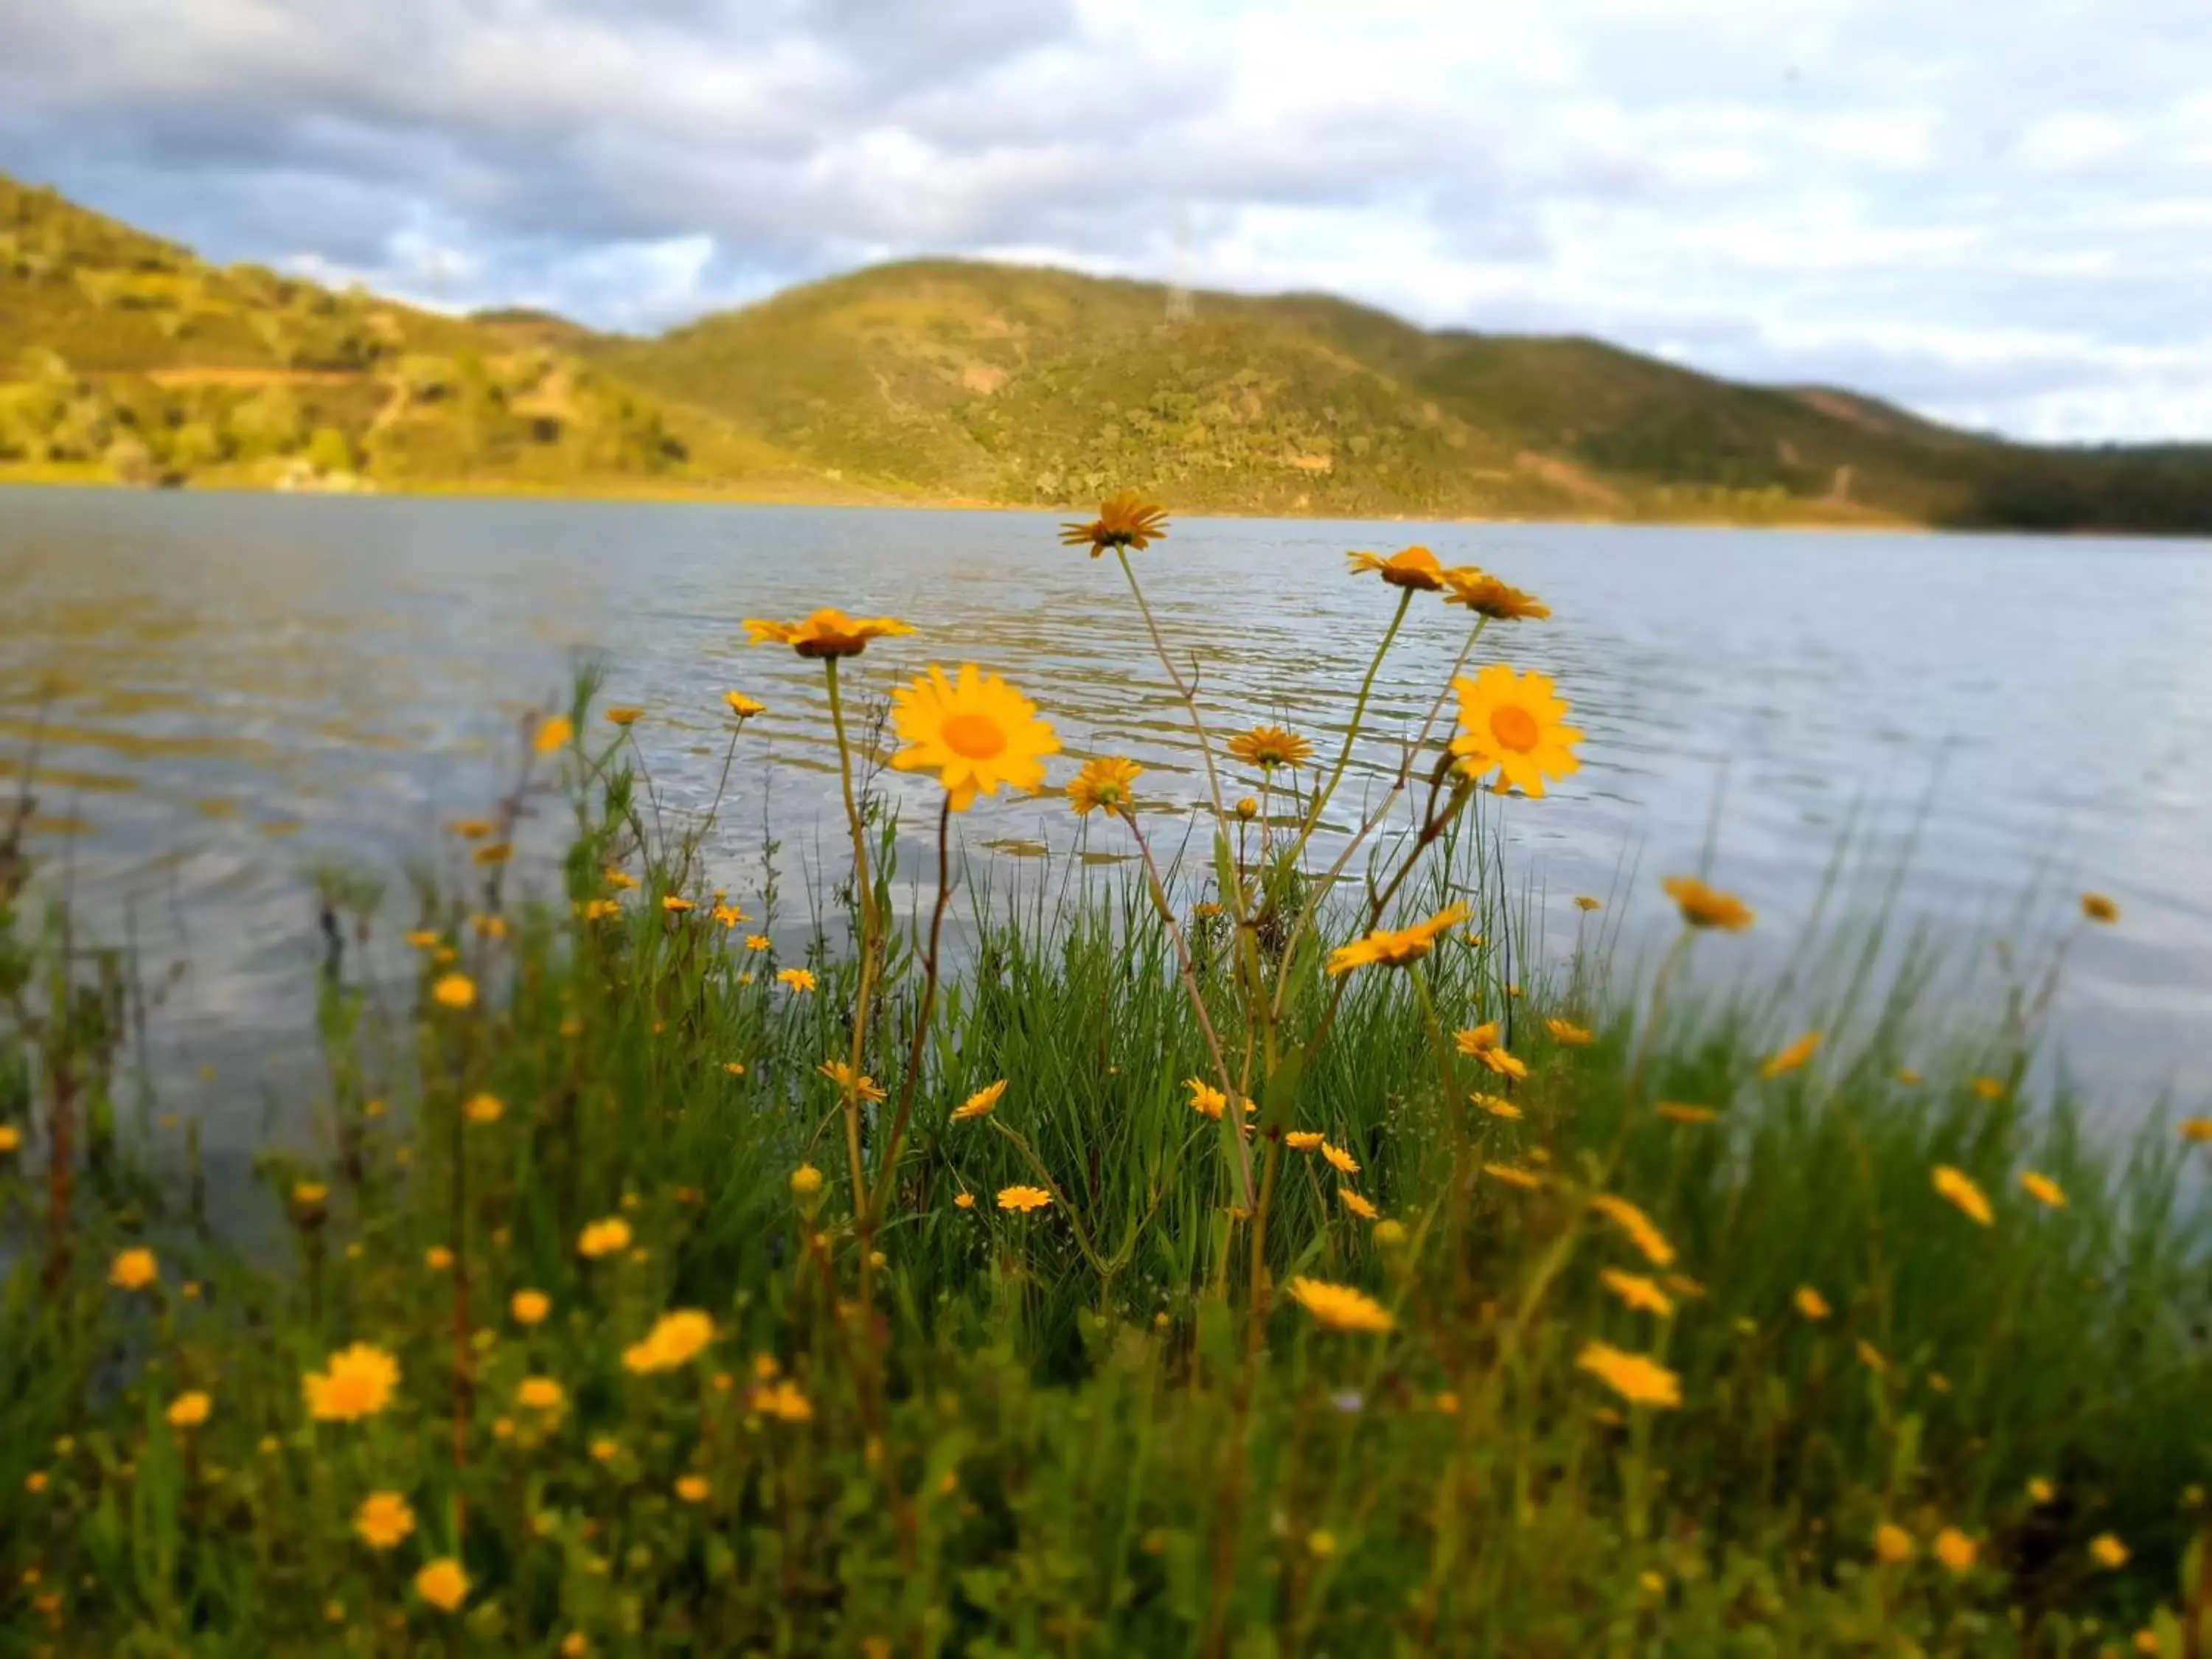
[1,544,2208,1656]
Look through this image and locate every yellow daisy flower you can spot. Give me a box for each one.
[2020,1170,2066,1208]
[110,1248,159,1291]
[1590,1195,1676,1268]
[431,973,477,1010]
[997,1185,1052,1214]
[1287,1276,1394,1333]
[743,608,915,659]
[890,664,1060,812]
[1338,1188,1379,1220]
[577,1217,633,1259]
[415,1558,470,1612]
[818,1060,887,1103]
[951,1081,1006,1122]
[1601,1270,1675,1317]
[1326,902,1471,975]
[1346,545,1455,592]
[1441,568,1550,621]
[1574,1341,1681,1408]
[1933,1164,1994,1225]
[1059,493,1169,557]
[1484,1162,1544,1190]
[1662,876,1755,932]
[303,1343,400,1422]
[1761,1030,1822,1079]
[1067,756,1143,817]
[1227,725,1314,770]
[622,1310,714,1374]
[355,1491,415,1550]
[1448,665,1582,797]
[723,691,766,719]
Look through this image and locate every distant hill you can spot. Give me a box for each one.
[0,174,831,498]
[6,170,2211,530]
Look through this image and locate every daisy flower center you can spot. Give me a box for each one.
[941,712,1008,760]
[1489,704,1542,752]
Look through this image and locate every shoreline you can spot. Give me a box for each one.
[0,465,1930,532]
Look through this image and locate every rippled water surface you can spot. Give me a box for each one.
[4,489,2208,1146]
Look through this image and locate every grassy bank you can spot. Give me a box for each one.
[1,507,2206,1656]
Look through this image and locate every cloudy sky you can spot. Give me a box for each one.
[4,0,2208,441]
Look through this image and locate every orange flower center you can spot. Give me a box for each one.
[941,713,1007,760]
[1489,704,1541,753]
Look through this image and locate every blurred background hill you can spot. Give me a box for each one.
[7,171,2209,530]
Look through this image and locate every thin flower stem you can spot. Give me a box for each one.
[1127,813,1253,1208]
[1406,962,1467,1186]
[1627,928,1694,1105]
[1298,762,1474,1074]
[869,798,954,1228]
[822,657,878,1207]
[1267,616,1488,1034]
[1116,547,1228,824]
[1295,586,1413,855]
[985,1121,1110,1275]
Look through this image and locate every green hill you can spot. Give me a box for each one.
[6,170,2210,529]
[0,174,828,497]
[597,258,2212,530]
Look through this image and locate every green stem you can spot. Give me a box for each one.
[1116,547,1228,822]
[823,656,878,1209]
[1295,586,1413,855]
[869,799,954,1228]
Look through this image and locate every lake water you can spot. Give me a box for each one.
[3,489,2208,1150]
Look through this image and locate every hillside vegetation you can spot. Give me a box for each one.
[0,175,827,498]
[7,169,2212,529]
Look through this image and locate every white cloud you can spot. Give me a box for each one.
[1,0,2208,439]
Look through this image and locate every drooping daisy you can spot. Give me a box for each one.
[744,608,916,659]
[1662,876,1755,931]
[1060,494,1169,557]
[1346,546,1455,592]
[1067,756,1144,818]
[818,1060,887,1103]
[1441,568,1551,621]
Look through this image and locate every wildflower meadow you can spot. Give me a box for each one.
[2,501,2208,1655]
